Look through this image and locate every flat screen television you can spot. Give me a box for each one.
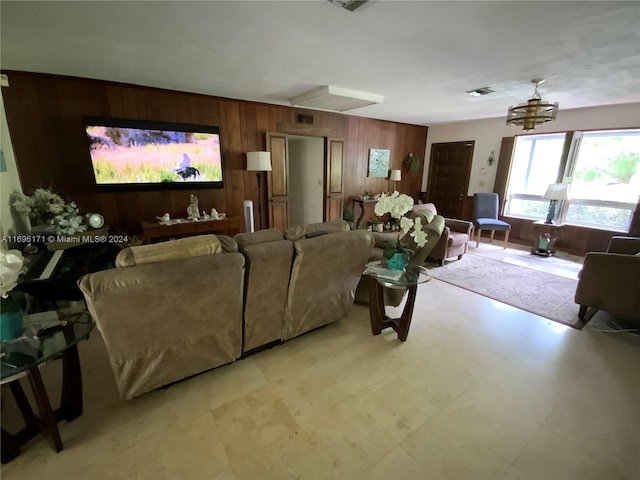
[83,117,223,190]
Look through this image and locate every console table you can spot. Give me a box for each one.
[351,196,379,228]
[530,221,564,257]
[141,216,242,244]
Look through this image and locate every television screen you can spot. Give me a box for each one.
[83,117,223,190]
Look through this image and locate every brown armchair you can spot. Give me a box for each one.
[412,204,473,265]
[575,236,640,324]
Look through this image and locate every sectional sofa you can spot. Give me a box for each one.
[79,220,374,400]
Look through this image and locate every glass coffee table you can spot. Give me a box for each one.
[363,262,431,341]
[1,310,94,463]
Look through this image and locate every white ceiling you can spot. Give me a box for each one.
[1,1,639,126]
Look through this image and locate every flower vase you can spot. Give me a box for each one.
[387,252,407,271]
[0,311,24,341]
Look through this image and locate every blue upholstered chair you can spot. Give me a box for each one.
[473,193,511,248]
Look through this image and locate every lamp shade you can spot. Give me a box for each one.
[246,152,272,171]
[390,169,401,181]
[543,183,569,201]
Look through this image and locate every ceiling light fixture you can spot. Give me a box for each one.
[289,86,383,112]
[506,79,559,131]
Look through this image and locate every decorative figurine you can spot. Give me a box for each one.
[157,213,171,224]
[210,208,219,220]
[201,211,210,220]
[187,195,200,220]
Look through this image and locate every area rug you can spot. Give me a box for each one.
[427,253,583,329]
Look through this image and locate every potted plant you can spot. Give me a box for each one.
[342,206,355,229]
[403,152,421,177]
[1,249,26,341]
[383,235,414,270]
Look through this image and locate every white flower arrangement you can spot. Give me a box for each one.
[374,191,428,248]
[12,188,87,235]
[1,249,25,312]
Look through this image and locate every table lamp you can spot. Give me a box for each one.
[389,169,401,192]
[246,152,272,230]
[542,183,569,224]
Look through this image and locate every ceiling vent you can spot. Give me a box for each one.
[466,87,495,97]
[326,0,369,12]
[290,86,384,112]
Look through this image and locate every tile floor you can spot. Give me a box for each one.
[2,241,638,480]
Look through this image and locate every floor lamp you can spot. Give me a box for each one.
[246,151,272,230]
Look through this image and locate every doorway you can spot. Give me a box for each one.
[426,141,474,218]
[287,135,324,226]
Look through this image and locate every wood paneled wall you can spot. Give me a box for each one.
[2,72,427,234]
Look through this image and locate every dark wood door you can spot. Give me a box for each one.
[426,141,474,218]
[325,138,345,221]
[266,132,289,232]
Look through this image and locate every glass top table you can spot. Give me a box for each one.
[363,262,431,341]
[363,261,432,287]
[1,311,94,381]
[1,310,94,463]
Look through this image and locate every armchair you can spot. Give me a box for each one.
[412,204,473,265]
[575,236,640,324]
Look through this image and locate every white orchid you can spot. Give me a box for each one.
[374,191,428,249]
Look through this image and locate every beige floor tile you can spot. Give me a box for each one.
[230,428,334,480]
[428,384,543,463]
[351,375,441,443]
[400,421,512,479]
[198,356,269,411]
[362,445,428,480]
[271,369,349,422]
[134,412,232,480]
[212,385,300,462]
[512,426,628,480]
[252,337,318,384]
[304,401,397,479]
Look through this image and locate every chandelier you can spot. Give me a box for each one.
[506,79,559,131]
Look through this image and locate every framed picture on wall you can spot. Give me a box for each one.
[368,149,390,177]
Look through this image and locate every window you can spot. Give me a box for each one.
[504,133,565,219]
[505,128,640,231]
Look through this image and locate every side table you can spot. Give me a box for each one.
[1,311,94,463]
[364,262,431,341]
[351,196,379,229]
[530,221,565,257]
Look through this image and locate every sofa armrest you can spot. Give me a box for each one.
[444,218,473,235]
[575,253,640,319]
[607,236,640,255]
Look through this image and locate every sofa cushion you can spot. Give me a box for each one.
[448,231,469,247]
[412,203,437,217]
[116,234,224,267]
[234,229,284,249]
[284,219,350,241]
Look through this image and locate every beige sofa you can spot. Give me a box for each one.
[79,235,244,400]
[575,236,640,323]
[80,222,374,399]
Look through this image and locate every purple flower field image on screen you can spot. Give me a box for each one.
[86,126,222,184]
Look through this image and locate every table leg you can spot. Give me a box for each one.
[59,344,83,422]
[396,285,417,342]
[368,278,418,342]
[26,368,63,453]
[368,277,384,335]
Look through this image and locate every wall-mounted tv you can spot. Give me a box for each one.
[83,117,223,190]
